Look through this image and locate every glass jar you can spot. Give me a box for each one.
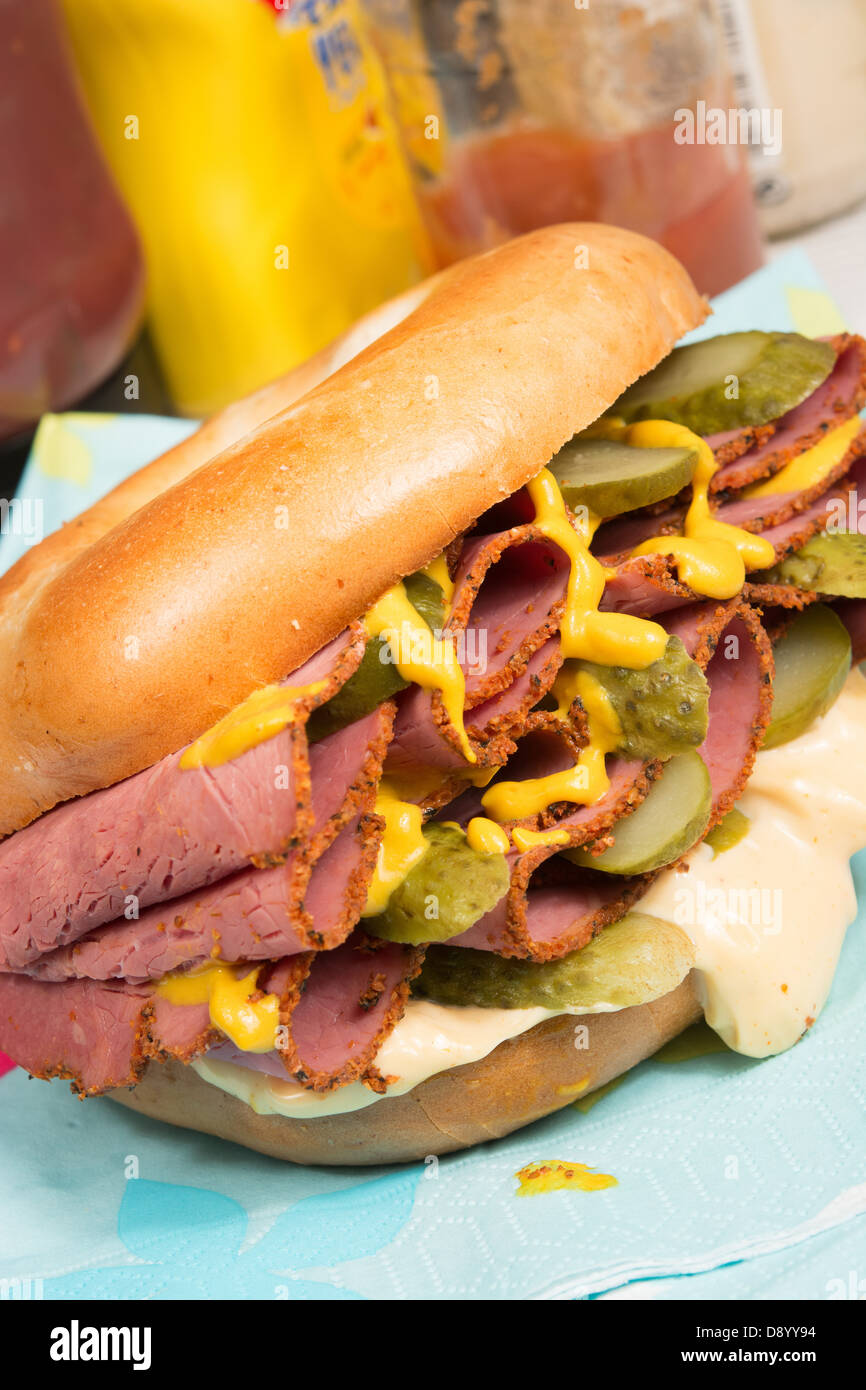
[0,0,144,442]
[717,0,866,237]
[361,0,765,295]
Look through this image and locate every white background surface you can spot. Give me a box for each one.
[769,198,866,327]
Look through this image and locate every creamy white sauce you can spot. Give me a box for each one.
[641,667,866,1056]
[192,1000,561,1119]
[193,669,866,1114]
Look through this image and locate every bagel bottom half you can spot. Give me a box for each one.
[108,975,701,1165]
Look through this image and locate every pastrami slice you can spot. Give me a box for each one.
[0,720,309,971]
[0,932,421,1097]
[445,756,658,962]
[19,861,315,984]
[0,627,368,971]
[18,709,393,984]
[387,636,563,789]
[149,996,216,1066]
[448,524,569,705]
[715,424,866,533]
[705,422,777,466]
[272,933,424,1092]
[0,975,216,1096]
[689,609,774,825]
[710,334,866,495]
[302,812,384,947]
[601,559,695,616]
[758,453,866,558]
[0,974,151,1094]
[454,851,655,962]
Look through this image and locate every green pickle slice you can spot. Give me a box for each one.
[403,571,448,631]
[549,438,698,517]
[371,824,510,946]
[413,912,694,1011]
[613,331,836,435]
[759,532,866,599]
[764,603,851,749]
[563,751,711,876]
[308,569,448,741]
[704,807,750,859]
[308,638,407,742]
[577,636,710,761]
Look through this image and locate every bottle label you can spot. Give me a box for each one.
[716,0,792,208]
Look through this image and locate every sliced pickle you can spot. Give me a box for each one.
[308,570,447,741]
[704,807,750,858]
[764,603,851,749]
[760,532,866,599]
[403,570,448,631]
[307,638,407,742]
[563,751,711,876]
[578,636,709,761]
[549,438,698,518]
[413,912,694,1010]
[614,332,836,435]
[371,824,510,946]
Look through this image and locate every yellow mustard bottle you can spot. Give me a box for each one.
[60,0,433,417]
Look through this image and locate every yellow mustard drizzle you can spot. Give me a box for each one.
[383,760,499,810]
[375,766,447,807]
[421,552,456,606]
[465,764,501,788]
[632,536,747,600]
[466,817,511,855]
[580,415,628,439]
[555,1076,592,1097]
[743,415,862,499]
[155,963,280,1053]
[514,1159,618,1196]
[527,468,668,668]
[481,671,621,822]
[511,826,570,853]
[362,780,429,917]
[625,420,775,596]
[551,660,588,720]
[364,582,474,762]
[180,680,327,770]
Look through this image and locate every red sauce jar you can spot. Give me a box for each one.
[362,0,764,296]
[0,0,144,442]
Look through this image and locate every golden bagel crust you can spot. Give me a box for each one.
[108,975,702,1166]
[0,224,706,834]
[0,276,439,621]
